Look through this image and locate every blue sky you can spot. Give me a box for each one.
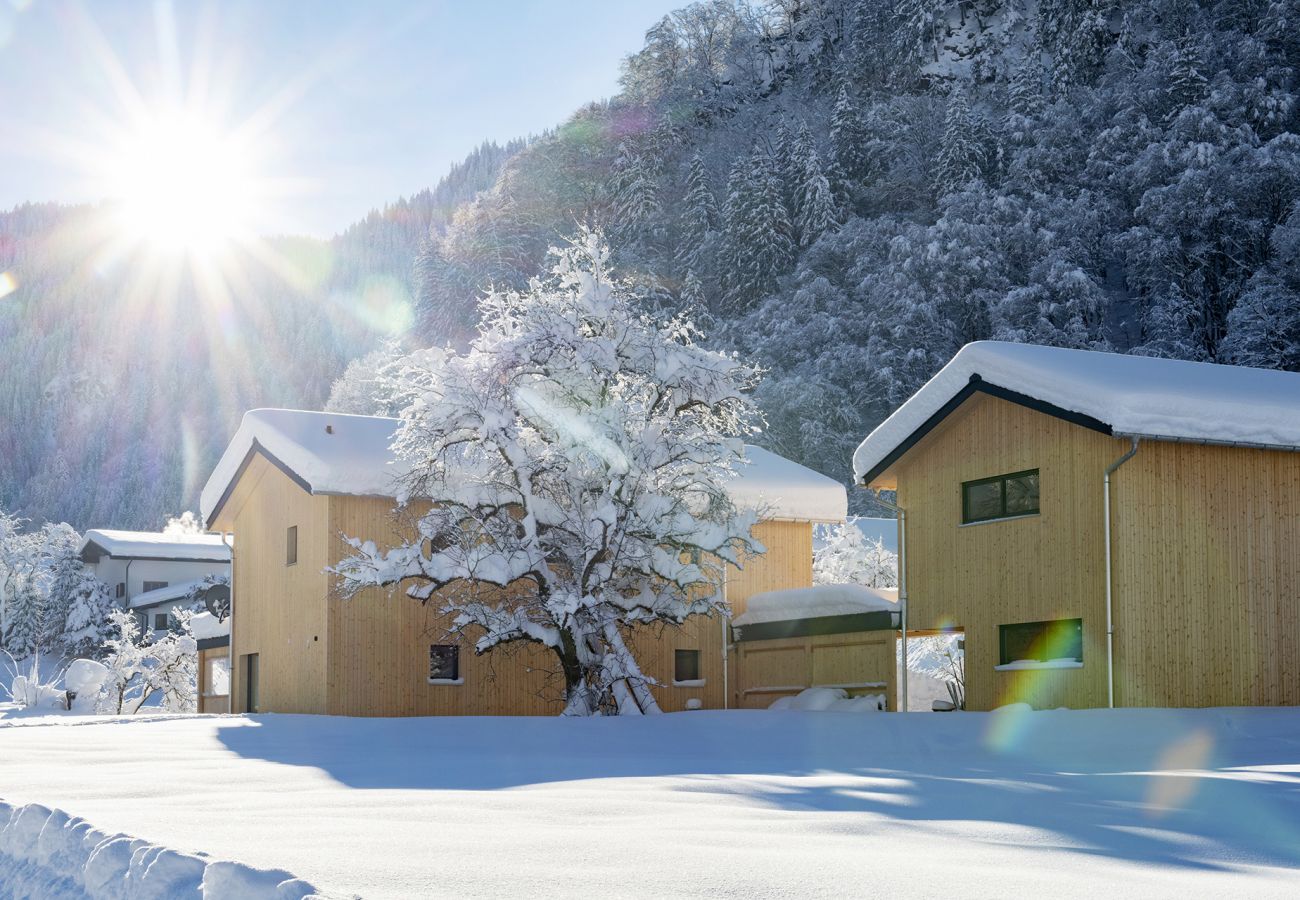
[0,0,680,236]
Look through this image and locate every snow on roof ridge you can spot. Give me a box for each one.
[853,341,1300,484]
[202,409,847,526]
[81,529,231,561]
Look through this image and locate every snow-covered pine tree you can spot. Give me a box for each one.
[813,520,898,590]
[793,122,839,246]
[2,580,46,660]
[936,86,982,196]
[60,571,115,660]
[828,84,868,187]
[1006,53,1043,146]
[611,144,663,246]
[675,152,719,277]
[720,142,796,313]
[1223,204,1300,371]
[332,231,762,716]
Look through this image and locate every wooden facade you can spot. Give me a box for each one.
[212,461,831,716]
[869,391,1300,710]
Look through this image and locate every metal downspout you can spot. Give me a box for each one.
[1104,437,1139,709]
[221,531,234,714]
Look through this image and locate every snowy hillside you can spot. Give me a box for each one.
[2,708,1299,898]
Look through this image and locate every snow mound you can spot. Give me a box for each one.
[0,802,318,899]
[189,612,229,641]
[854,340,1300,483]
[733,583,898,627]
[768,687,885,712]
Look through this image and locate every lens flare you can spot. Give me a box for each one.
[1146,728,1214,815]
[0,271,16,300]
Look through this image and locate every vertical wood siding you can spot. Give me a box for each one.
[891,392,1300,710]
[732,632,896,709]
[227,457,330,714]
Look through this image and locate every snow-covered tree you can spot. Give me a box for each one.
[333,231,762,716]
[60,570,115,659]
[162,511,204,536]
[814,520,897,590]
[325,346,403,416]
[96,608,197,714]
[675,152,719,276]
[936,86,982,196]
[720,143,796,312]
[793,122,839,246]
[829,84,868,186]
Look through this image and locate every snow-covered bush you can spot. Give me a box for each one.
[1,652,66,710]
[96,609,197,714]
[813,519,897,589]
[334,231,762,716]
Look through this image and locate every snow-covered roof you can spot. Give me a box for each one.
[854,341,1300,485]
[80,530,231,563]
[127,578,207,610]
[732,584,898,628]
[200,409,417,526]
[202,409,847,526]
[189,611,230,641]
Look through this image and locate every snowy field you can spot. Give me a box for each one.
[1,707,1299,899]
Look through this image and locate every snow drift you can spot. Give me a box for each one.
[0,802,317,900]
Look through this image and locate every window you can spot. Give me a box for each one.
[674,649,701,683]
[429,644,460,682]
[962,469,1040,524]
[998,618,1083,668]
[286,526,298,566]
[205,655,231,697]
[142,580,168,593]
[115,583,125,599]
[153,612,169,630]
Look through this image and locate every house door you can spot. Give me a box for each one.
[243,653,259,713]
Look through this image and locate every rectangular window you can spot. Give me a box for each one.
[429,644,460,682]
[142,580,168,593]
[205,655,231,697]
[674,649,701,683]
[153,612,169,630]
[998,618,1083,667]
[115,583,125,599]
[962,469,1040,524]
[286,525,298,566]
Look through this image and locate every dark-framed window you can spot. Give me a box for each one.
[962,469,1039,524]
[116,583,125,599]
[142,580,168,593]
[153,612,169,630]
[998,618,1083,666]
[286,525,298,566]
[429,644,460,681]
[674,649,701,682]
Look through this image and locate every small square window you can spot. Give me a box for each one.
[674,649,700,683]
[999,618,1083,666]
[286,525,298,566]
[153,612,169,630]
[429,644,459,681]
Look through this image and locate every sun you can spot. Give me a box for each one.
[108,110,256,255]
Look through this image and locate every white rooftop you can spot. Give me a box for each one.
[127,578,208,610]
[854,341,1300,484]
[732,583,898,628]
[80,530,230,563]
[202,409,847,526]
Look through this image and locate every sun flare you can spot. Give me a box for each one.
[108,111,256,255]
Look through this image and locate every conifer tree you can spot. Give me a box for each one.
[675,153,719,275]
[829,85,868,185]
[936,86,981,196]
[794,124,839,246]
[721,143,796,312]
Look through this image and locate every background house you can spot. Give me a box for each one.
[201,409,849,717]
[855,341,1300,711]
[79,529,230,634]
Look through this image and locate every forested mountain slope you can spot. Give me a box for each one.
[5,0,1300,527]
[414,0,1300,511]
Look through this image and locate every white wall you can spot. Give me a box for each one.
[89,558,229,606]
